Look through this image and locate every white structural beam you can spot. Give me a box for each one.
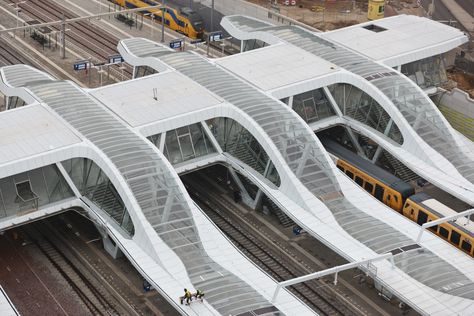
[416,208,474,243]
[56,162,82,198]
[272,253,394,302]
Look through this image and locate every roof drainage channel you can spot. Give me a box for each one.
[0,65,277,316]
[151,50,474,300]
[227,16,474,184]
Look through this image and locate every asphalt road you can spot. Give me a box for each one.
[420,0,468,32]
[455,0,473,17]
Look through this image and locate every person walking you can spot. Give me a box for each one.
[194,289,205,301]
[184,288,192,305]
[180,288,193,305]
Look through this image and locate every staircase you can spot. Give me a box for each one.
[377,150,420,183]
[229,141,267,176]
[264,197,295,228]
[85,181,126,225]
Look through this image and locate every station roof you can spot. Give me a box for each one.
[0,104,80,165]
[120,34,474,315]
[322,14,467,66]
[0,286,18,316]
[91,71,223,128]
[0,64,301,316]
[216,43,339,91]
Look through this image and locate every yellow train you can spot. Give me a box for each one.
[112,0,205,39]
[404,193,474,257]
[322,138,474,257]
[323,138,414,211]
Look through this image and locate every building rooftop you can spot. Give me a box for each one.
[91,71,223,128]
[216,43,338,91]
[0,104,80,165]
[322,14,467,66]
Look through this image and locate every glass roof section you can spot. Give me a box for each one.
[1,65,276,316]
[153,50,474,299]
[226,16,474,184]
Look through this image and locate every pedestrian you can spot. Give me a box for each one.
[194,289,205,301]
[184,288,192,305]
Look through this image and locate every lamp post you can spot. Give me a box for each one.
[210,0,214,32]
[144,13,155,37]
[9,1,27,39]
[161,0,165,42]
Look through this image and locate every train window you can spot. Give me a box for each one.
[345,170,354,179]
[393,195,398,203]
[461,240,472,253]
[417,211,428,225]
[374,184,384,202]
[439,226,449,239]
[450,230,461,245]
[355,176,363,186]
[405,202,410,208]
[364,182,373,193]
[428,224,438,233]
[337,165,344,172]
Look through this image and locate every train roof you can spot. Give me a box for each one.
[179,7,196,15]
[321,137,414,195]
[409,193,474,235]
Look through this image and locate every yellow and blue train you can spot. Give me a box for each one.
[112,0,205,39]
[322,138,474,258]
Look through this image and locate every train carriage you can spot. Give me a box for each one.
[322,138,414,211]
[404,193,474,257]
[321,137,474,257]
[112,0,205,39]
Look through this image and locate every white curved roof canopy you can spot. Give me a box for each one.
[119,37,474,315]
[221,15,474,204]
[0,64,303,316]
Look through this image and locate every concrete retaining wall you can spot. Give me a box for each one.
[197,0,319,31]
[435,88,474,140]
[438,88,474,119]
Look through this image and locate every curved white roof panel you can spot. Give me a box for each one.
[222,15,474,196]
[119,37,474,315]
[0,64,305,316]
[216,43,339,91]
[0,104,80,165]
[321,14,468,67]
[91,71,223,128]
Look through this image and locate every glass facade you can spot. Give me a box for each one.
[255,21,474,184]
[402,55,448,89]
[328,83,404,145]
[6,96,25,109]
[150,123,216,165]
[62,158,134,236]
[154,26,474,297]
[206,117,281,186]
[292,88,336,124]
[4,63,274,315]
[0,164,74,219]
[134,65,157,78]
[242,39,267,52]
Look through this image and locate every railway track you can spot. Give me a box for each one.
[184,174,357,316]
[7,0,133,79]
[21,221,124,316]
[0,38,27,65]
